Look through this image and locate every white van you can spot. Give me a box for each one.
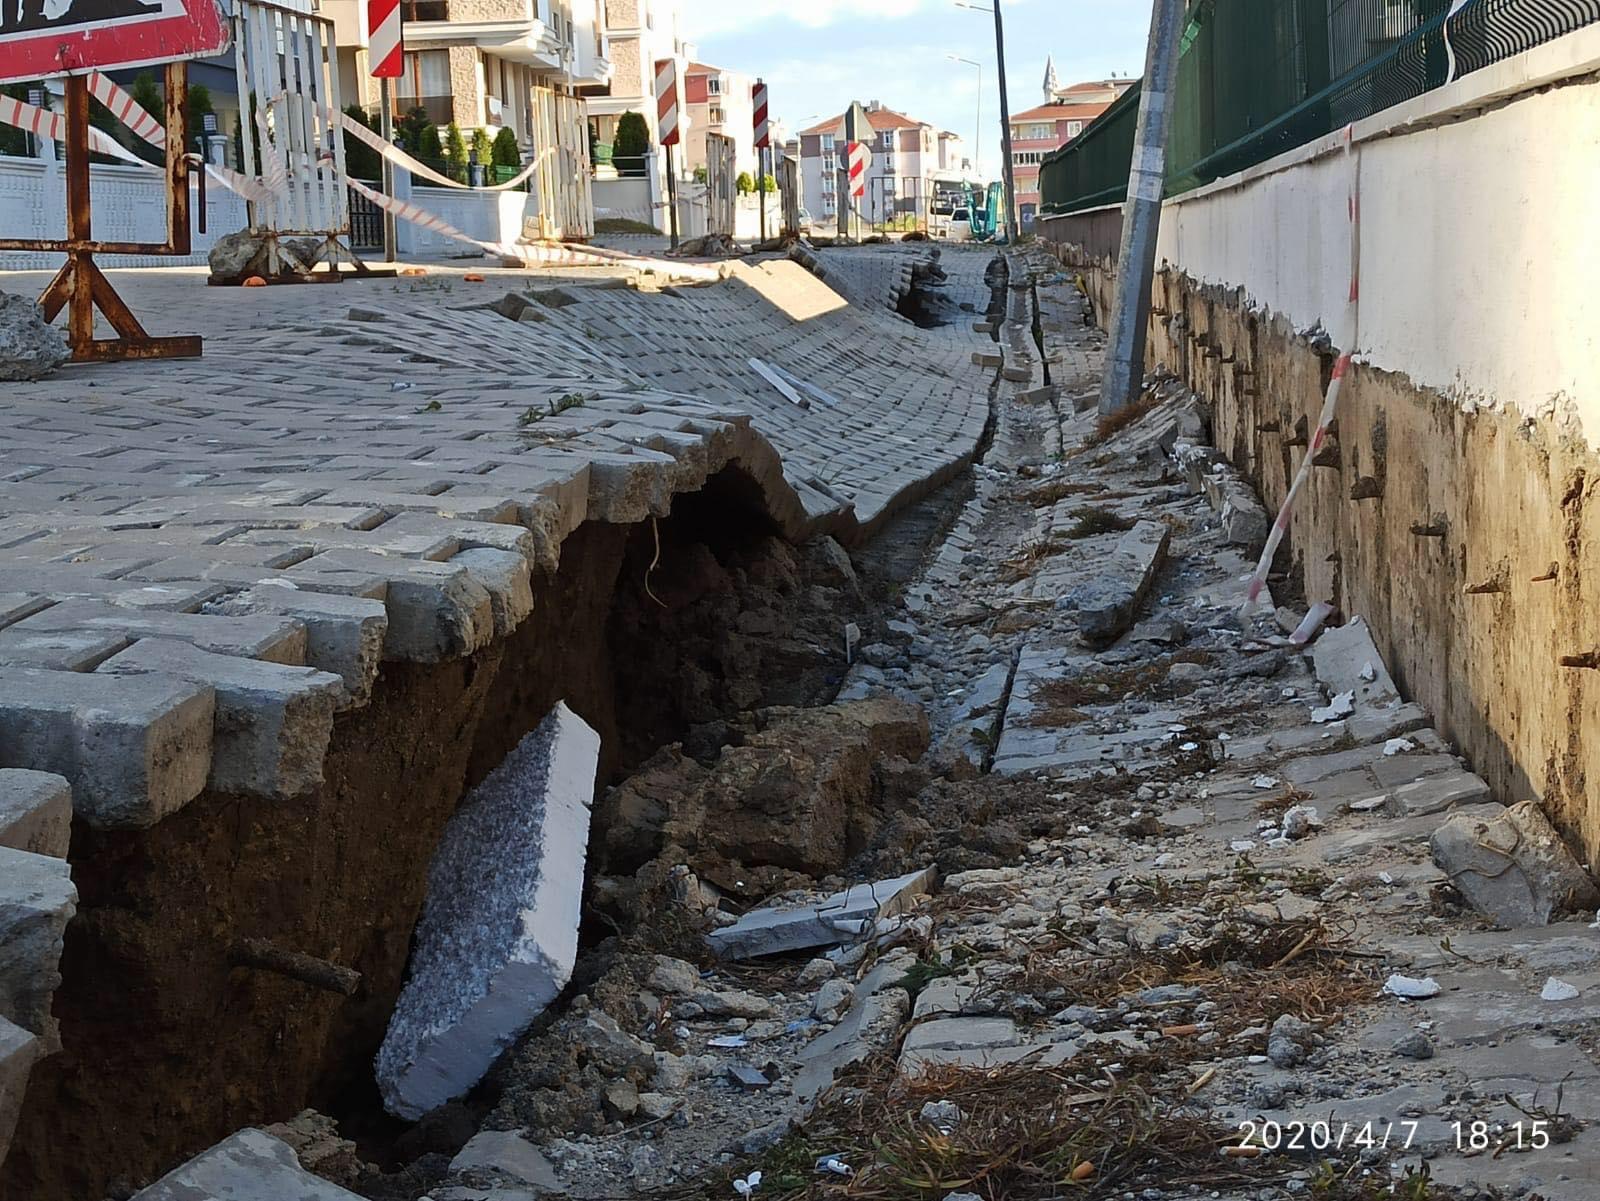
[945,208,973,242]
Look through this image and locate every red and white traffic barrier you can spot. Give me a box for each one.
[752,80,770,150]
[654,58,680,147]
[847,141,868,199]
[1241,125,1363,611]
[369,0,405,79]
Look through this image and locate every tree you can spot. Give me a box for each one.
[187,83,215,143]
[692,165,707,183]
[443,121,468,181]
[396,108,443,175]
[491,126,520,169]
[470,127,493,167]
[342,105,382,180]
[735,170,754,195]
[612,110,650,178]
[759,172,777,195]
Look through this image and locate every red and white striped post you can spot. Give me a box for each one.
[654,57,681,248]
[846,140,868,239]
[369,0,405,261]
[752,78,770,241]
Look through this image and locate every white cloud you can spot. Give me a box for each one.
[678,0,929,40]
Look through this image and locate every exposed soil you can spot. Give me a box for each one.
[0,465,889,1201]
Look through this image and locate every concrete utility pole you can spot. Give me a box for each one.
[1099,0,1187,415]
[991,0,1019,244]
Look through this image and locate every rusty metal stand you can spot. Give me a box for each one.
[4,67,202,361]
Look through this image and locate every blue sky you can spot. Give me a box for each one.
[677,0,1150,175]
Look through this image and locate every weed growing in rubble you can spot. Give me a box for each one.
[1064,505,1137,539]
[1088,388,1161,445]
[517,391,594,426]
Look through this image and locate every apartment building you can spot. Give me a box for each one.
[579,0,687,179]
[1009,66,1132,226]
[797,101,949,227]
[682,61,758,179]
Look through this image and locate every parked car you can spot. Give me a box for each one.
[796,207,814,236]
[945,208,973,242]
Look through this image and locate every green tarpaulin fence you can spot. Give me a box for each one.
[1040,0,1600,217]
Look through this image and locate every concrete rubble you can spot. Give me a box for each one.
[129,1128,365,1200]
[1432,799,1600,926]
[376,702,602,1120]
[0,290,68,382]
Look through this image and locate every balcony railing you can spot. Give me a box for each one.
[402,0,448,19]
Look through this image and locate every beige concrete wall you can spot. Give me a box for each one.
[448,46,484,129]
[606,0,639,29]
[449,0,532,20]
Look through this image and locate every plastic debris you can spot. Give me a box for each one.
[1541,977,1580,1002]
[707,1035,748,1049]
[1289,601,1334,646]
[733,1170,763,1196]
[1251,775,1278,790]
[1384,974,1441,999]
[814,1155,852,1176]
[1383,738,1416,756]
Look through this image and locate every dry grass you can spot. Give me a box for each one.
[1018,649,1214,720]
[1064,506,1136,539]
[1257,784,1312,818]
[1019,479,1103,507]
[996,538,1068,583]
[1089,390,1161,445]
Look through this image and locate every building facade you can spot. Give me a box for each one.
[578,0,687,180]
[797,102,951,229]
[1008,69,1132,227]
[682,61,758,179]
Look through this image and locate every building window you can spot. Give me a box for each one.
[395,49,453,127]
[402,0,447,20]
[709,106,724,124]
[706,76,721,94]
[1067,120,1082,138]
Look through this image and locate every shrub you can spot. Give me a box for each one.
[735,170,754,195]
[491,126,521,168]
[443,122,468,180]
[341,105,382,180]
[470,127,493,166]
[613,110,650,177]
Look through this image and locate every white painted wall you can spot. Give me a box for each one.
[0,158,248,269]
[1141,27,1600,445]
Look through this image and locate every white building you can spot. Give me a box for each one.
[797,101,949,228]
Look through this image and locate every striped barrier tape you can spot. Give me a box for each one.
[0,90,273,205]
[1241,124,1363,612]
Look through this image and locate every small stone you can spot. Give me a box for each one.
[920,1099,963,1127]
[637,1092,679,1120]
[604,1078,640,1118]
[1541,977,1581,1002]
[796,958,837,987]
[813,978,855,1022]
[0,291,70,382]
[1391,1032,1434,1060]
[1266,1013,1314,1068]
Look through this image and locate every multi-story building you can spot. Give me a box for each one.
[579,0,687,180]
[797,101,949,229]
[682,60,758,179]
[1009,64,1133,227]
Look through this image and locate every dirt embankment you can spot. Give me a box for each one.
[2,466,874,1201]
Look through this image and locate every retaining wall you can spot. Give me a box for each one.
[1038,27,1600,861]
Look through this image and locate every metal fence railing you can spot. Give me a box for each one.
[1040,0,1600,217]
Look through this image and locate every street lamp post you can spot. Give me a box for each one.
[946,54,982,180]
[955,0,1018,243]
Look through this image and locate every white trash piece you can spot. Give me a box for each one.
[1541,977,1581,1002]
[1383,974,1441,1000]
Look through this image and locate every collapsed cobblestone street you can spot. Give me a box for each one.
[3,243,1600,1201]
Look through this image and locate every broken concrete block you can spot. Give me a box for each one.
[1065,520,1170,645]
[0,846,77,1049]
[129,1128,367,1200]
[1310,617,1400,709]
[98,639,343,800]
[707,866,936,959]
[376,702,601,1119]
[0,666,214,829]
[450,547,534,638]
[0,1016,41,1173]
[0,290,69,381]
[1432,801,1600,926]
[450,1129,562,1191]
[0,769,71,857]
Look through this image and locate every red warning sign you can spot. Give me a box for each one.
[0,0,231,86]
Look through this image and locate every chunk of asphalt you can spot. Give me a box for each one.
[375,701,601,1119]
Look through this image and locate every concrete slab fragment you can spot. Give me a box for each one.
[1310,617,1399,709]
[706,867,936,960]
[376,702,601,1119]
[0,1016,41,1175]
[1063,520,1170,645]
[129,1128,367,1200]
[0,769,71,857]
[1432,800,1600,926]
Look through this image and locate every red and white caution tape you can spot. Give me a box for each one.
[337,113,549,192]
[1241,125,1362,612]
[86,72,166,147]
